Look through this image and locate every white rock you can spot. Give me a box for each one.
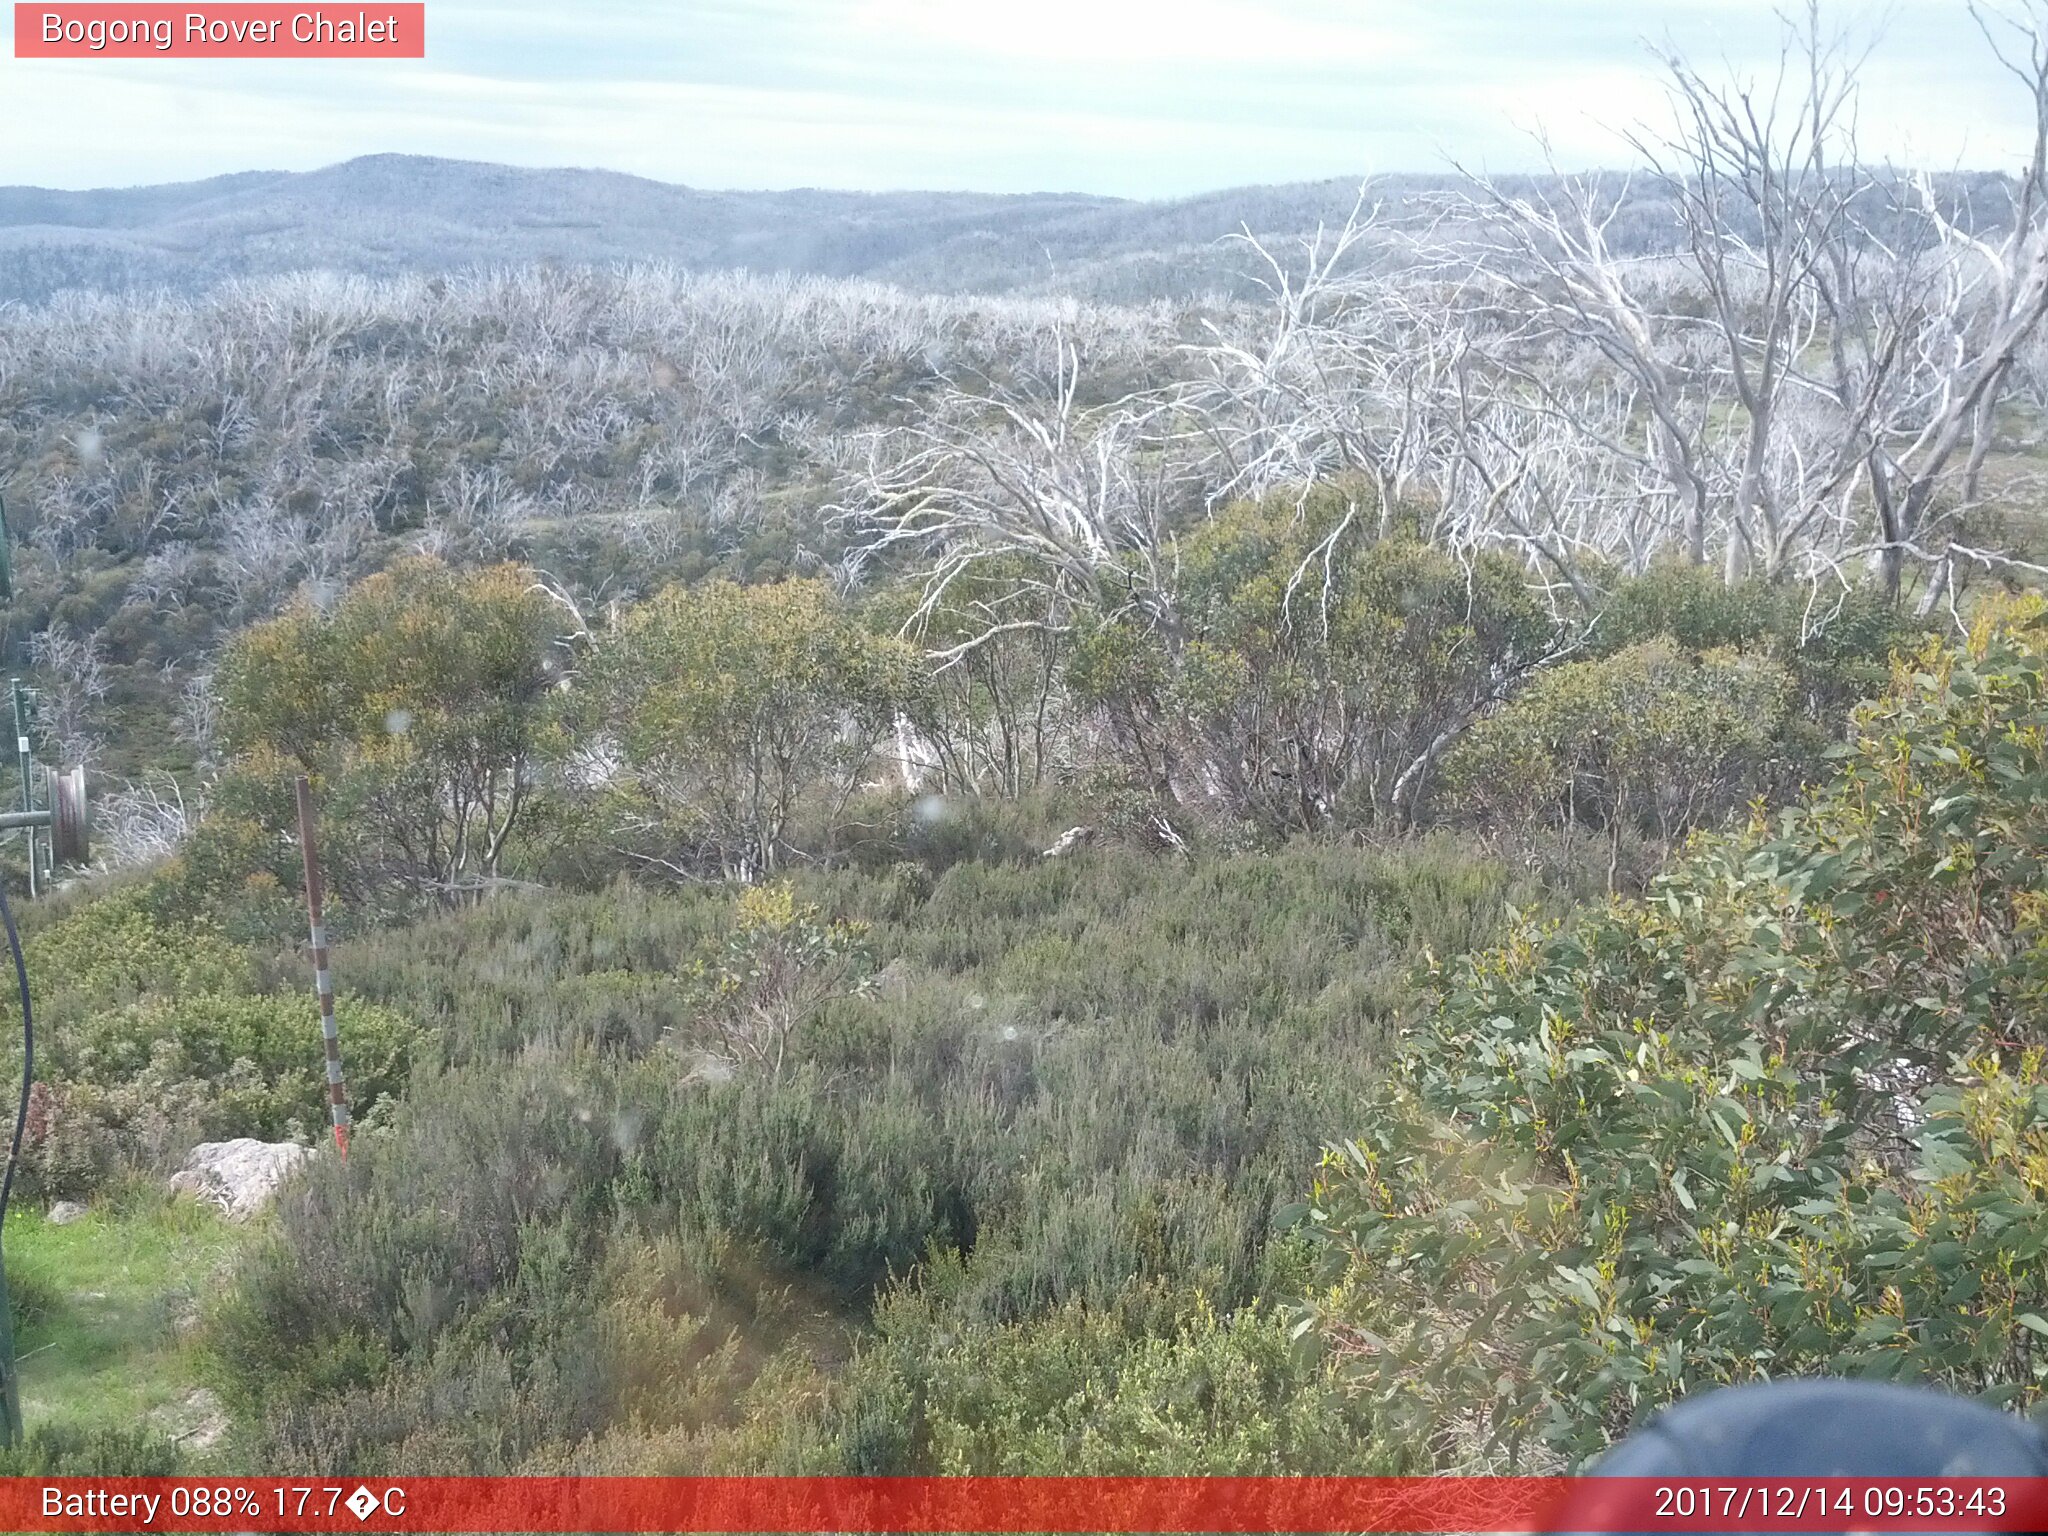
[169,1138,314,1221]
[44,1200,88,1226]
[1041,826,1094,858]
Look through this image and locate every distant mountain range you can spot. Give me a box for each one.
[0,153,1479,306]
[19,154,2012,308]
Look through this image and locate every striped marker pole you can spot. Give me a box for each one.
[294,776,351,1159]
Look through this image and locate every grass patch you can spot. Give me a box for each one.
[4,1187,248,1456]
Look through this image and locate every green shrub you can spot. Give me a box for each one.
[25,893,253,1022]
[0,1421,186,1476]
[225,1231,837,1475]
[17,1050,216,1199]
[6,888,425,1199]
[1593,563,1911,717]
[215,558,569,914]
[815,1258,1396,1474]
[841,791,1079,874]
[67,992,421,1141]
[1445,638,1801,874]
[580,578,924,877]
[868,556,1074,800]
[206,1057,625,1423]
[205,837,1563,1469]
[677,883,875,1078]
[1304,605,2048,1468]
[1070,489,1555,835]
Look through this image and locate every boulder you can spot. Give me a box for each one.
[169,1138,314,1220]
[1041,826,1094,858]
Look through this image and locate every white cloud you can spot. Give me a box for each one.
[0,0,2037,195]
[848,0,1420,68]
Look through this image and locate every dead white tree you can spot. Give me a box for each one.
[1172,195,1399,504]
[26,624,109,769]
[835,338,1193,654]
[92,773,194,869]
[1447,3,2048,596]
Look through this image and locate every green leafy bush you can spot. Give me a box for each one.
[1304,605,2048,1468]
[25,892,253,1019]
[215,558,569,913]
[0,1422,186,1476]
[1446,638,1800,876]
[1591,563,1911,718]
[8,885,423,1199]
[869,555,1074,800]
[819,1260,1397,1474]
[678,883,876,1078]
[1070,487,1554,835]
[581,578,924,877]
[205,1057,626,1427]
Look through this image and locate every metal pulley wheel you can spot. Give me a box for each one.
[49,766,87,867]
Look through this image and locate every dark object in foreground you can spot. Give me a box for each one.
[1545,1379,2048,1536]
[1593,1380,2048,1476]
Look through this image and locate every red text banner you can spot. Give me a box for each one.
[14,5,424,57]
[6,1477,2048,1533]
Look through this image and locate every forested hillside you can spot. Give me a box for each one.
[5,153,2029,308]
[0,267,1189,789]
[11,6,2048,1480]
[0,157,1666,306]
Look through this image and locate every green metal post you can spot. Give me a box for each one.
[11,684,31,901]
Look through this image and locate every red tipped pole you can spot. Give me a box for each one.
[294,776,352,1159]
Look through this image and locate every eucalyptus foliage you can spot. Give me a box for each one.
[1304,606,2048,1466]
[582,578,923,876]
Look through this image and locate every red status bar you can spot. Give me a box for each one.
[14,5,424,58]
[6,1476,2048,1533]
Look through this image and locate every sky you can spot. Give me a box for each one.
[1,0,2043,197]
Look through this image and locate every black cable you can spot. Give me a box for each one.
[0,876,30,1229]
[0,872,29,1448]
